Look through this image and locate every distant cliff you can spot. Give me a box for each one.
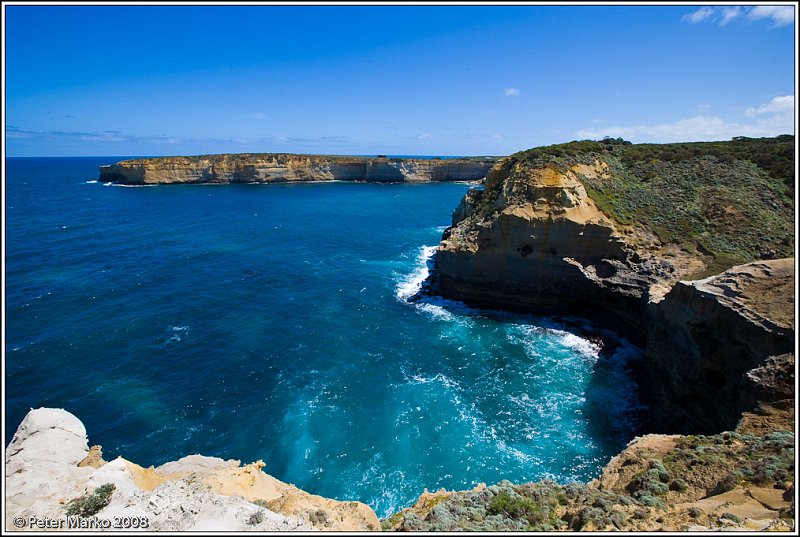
[98,154,498,184]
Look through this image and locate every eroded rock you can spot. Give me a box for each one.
[4,408,379,532]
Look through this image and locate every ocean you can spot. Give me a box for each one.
[4,156,644,517]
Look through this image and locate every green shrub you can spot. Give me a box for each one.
[65,483,115,517]
[501,136,795,272]
[636,495,664,509]
[487,490,552,526]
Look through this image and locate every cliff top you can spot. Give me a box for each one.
[114,153,501,166]
[477,135,795,277]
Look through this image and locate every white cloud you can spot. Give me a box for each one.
[683,6,715,24]
[748,5,794,28]
[503,88,520,97]
[683,6,793,28]
[417,132,432,140]
[575,95,794,143]
[745,95,794,117]
[491,133,502,139]
[720,7,742,26]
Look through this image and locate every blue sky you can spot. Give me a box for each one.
[4,4,795,157]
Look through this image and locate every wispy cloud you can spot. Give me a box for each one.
[748,5,795,28]
[574,95,794,143]
[253,112,267,120]
[744,95,794,117]
[417,132,432,140]
[683,6,715,24]
[503,88,520,97]
[720,7,742,26]
[683,6,793,28]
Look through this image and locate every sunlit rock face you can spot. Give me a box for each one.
[98,154,496,184]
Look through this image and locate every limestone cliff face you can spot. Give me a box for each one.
[98,154,496,184]
[435,159,700,339]
[5,408,380,532]
[644,259,795,433]
[433,157,794,432]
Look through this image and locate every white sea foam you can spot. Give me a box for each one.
[394,245,485,328]
[556,331,602,357]
[516,324,601,359]
[395,245,437,301]
[85,180,98,184]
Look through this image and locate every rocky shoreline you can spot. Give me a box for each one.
[5,403,793,532]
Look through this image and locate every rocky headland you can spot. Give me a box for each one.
[98,154,498,184]
[430,136,795,433]
[387,135,794,530]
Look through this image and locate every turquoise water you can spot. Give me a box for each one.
[5,157,643,517]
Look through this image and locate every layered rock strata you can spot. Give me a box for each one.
[98,154,496,184]
[645,259,795,432]
[434,159,703,341]
[5,408,380,532]
[433,157,794,433]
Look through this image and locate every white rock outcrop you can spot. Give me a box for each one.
[5,408,379,531]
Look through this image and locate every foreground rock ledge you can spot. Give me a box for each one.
[5,408,380,532]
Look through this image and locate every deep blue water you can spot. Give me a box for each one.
[5,157,643,517]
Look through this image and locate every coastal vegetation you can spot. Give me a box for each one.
[382,429,795,531]
[487,136,794,277]
[64,483,116,517]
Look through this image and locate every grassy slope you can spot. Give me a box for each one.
[506,136,795,276]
